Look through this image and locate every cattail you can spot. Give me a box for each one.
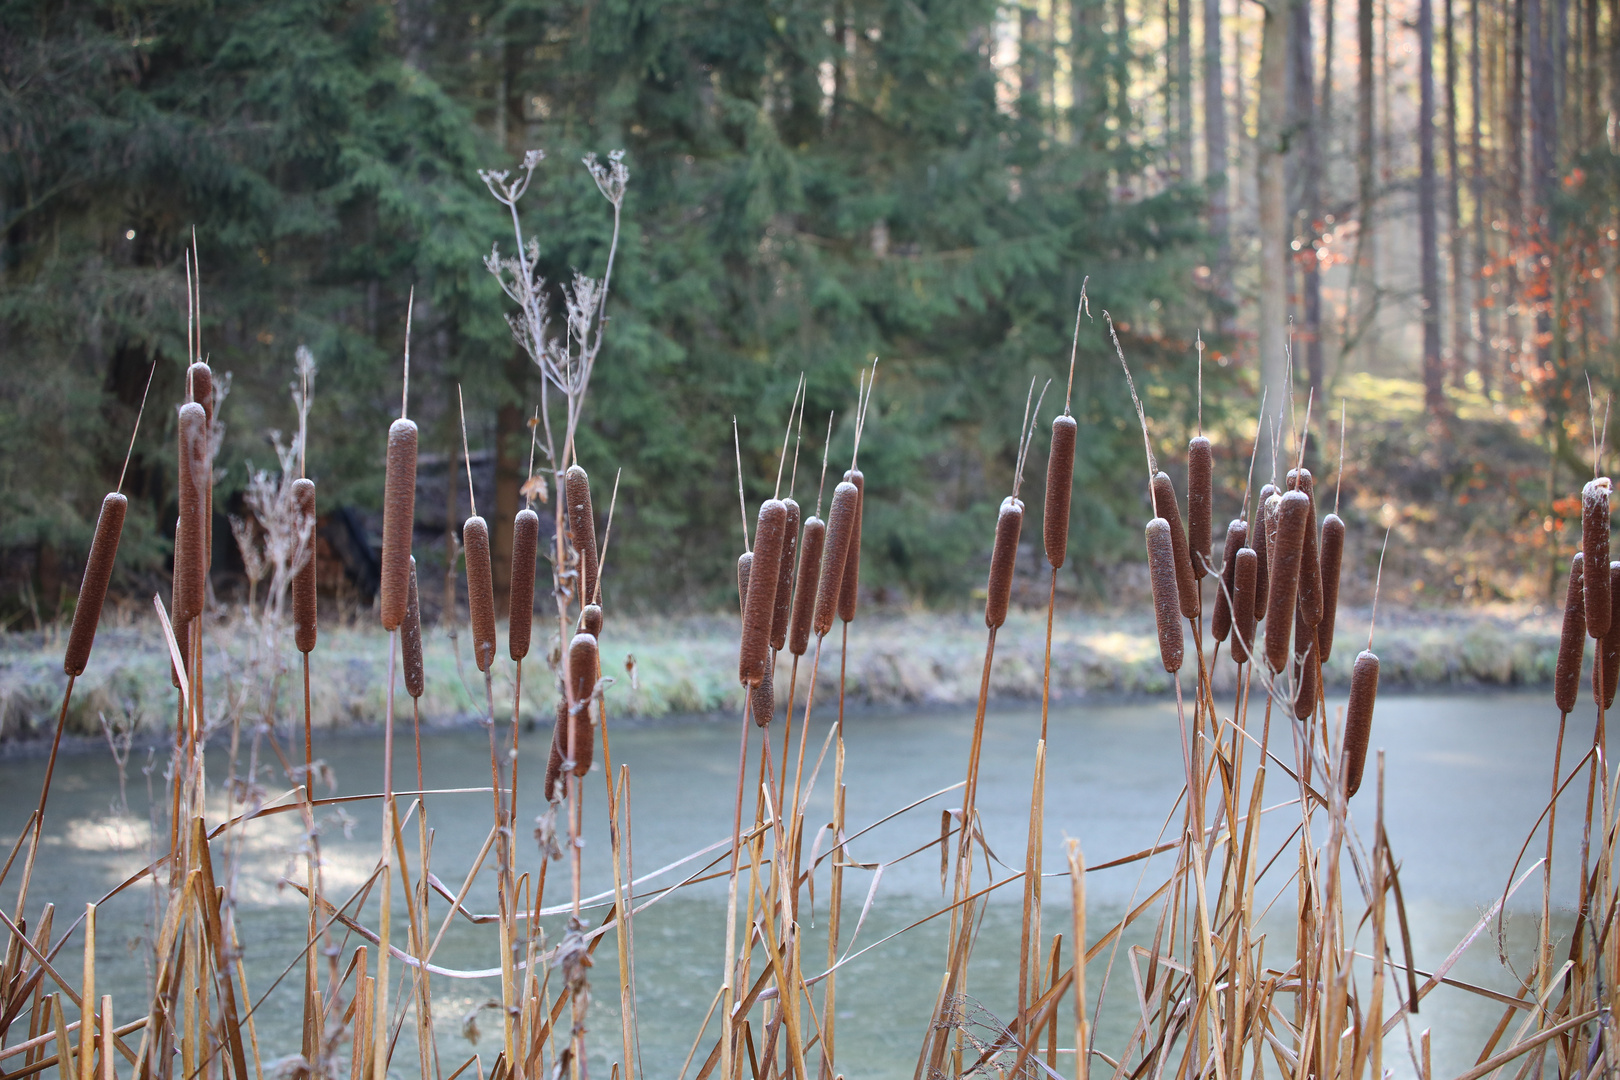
[985,496,1025,630]
[1263,490,1310,672]
[566,632,598,775]
[1150,472,1199,619]
[1187,436,1213,579]
[402,558,425,699]
[187,361,214,422]
[1211,519,1246,643]
[544,702,566,801]
[1253,483,1278,619]
[292,479,318,654]
[1146,518,1184,674]
[1287,468,1323,627]
[737,553,753,618]
[1293,621,1317,721]
[750,667,774,727]
[1045,415,1077,569]
[1555,552,1586,714]
[463,516,497,672]
[1598,562,1620,710]
[838,469,864,623]
[566,465,599,606]
[1584,478,1612,639]
[63,493,127,677]
[581,603,603,638]
[813,482,859,637]
[170,618,189,689]
[789,517,825,656]
[1231,547,1259,664]
[1318,513,1345,664]
[770,499,801,652]
[174,403,208,626]
[1343,650,1380,797]
[509,508,539,661]
[739,500,787,686]
[379,418,418,631]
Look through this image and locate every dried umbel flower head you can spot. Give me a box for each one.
[1287,468,1323,627]
[1145,518,1184,674]
[1253,483,1279,619]
[463,516,498,672]
[770,498,801,652]
[1231,547,1259,665]
[1343,650,1380,797]
[1263,490,1311,672]
[838,469,865,623]
[292,479,318,655]
[509,508,539,661]
[737,553,753,619]
[379,418,418,630]
[1187,436,1213,579]
[402,557,425,699]
[985,496,1025,630]
[750,667,774,728]
[1150,472,1199,619]
[566,465,599,605]
[580,604,603,638]
[739,499,787,686]
[1555,553,1586,714]
[1211,519,1246,643]
[1317,513,1346,664]
[788,516,825,656]
[64,493,128,677]
[813,481,859,637]
[174,402,210,626]
[1044,415,1077,569]
[565,633,599,776]
[1584,478,1612,639]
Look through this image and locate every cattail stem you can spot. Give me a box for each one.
[14,675,75,921]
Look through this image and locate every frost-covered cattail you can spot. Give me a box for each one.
[813,482,859,637]
[1187,436,1213,579]
[544,702,566,801]
[770,499,801,652]
[1150,472,1199,619]
[187,361,214,422]
[1343,650,1380,797]
[581,603,603,638]
[174,403,209,626]
[737,553,752,619]
[64,493,128,677]
[1231,547,1259,665]
[1287,468,1323,627]
[1555,553,1586,714]
[402,558,425,699]
[379,418,418,631]
[739,500,787,686]
[292,479,318,655]
[1045,415,1077,569]
[565,633,598,775]
[1212,520,1246,643]
[1318,513,1345,664]
[788,516,825,656]
[985,497,1025,630]
[1584,479,1613,639]
[566,465,599,605]
[838,469,864,623]
[1146,518,1184,674]
[1293,621,1317,721]
[509,508,539,662]
[1263,490,1310,672]
[463,516,497,673]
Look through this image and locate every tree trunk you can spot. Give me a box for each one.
[1508,0,1525,371]
[1289,0,1323,396]
[1528,0,1554,373]
[1470,0,1491,393]
[1353,0,1376,365]
[1421,0,1444,413]
[1179,0,1195,175]
[1259,0,1292,465]
[1446,0,1469,388]
[1204,0,1233,323]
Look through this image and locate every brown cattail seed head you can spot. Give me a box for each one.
[566,465,599,606]
[1263,490,1310,672]
[379,418,418,631]
[1287,468,1323,627]
[739,499,787,686]
[814,482,859,637]
[1584,479,1612,638]
[1231,547,1259,664]
[169,616,189,689]
[463,516,497,672]
[1293,619,1317,721]
[1598,562,1620,710]
[1146,518,1184,674]
[789,517,825,656]
[291,479,318,654]
[173,402,210,627]
[770,498,801,652]
[1150,472,1199,619]
[1253,483,1278,619]
[1343,650,1380,797]
[509,508,539,661]
[402,557,425,699]
[1187,436,1213,579]
[566,632,598,775]
[838,469,865,623]
[544,707,566,802]
[737,553,752,619]
[750,667,774,728]
[985,496,1025,629]
[581,603,603,638]
[1318,513,1345,663]
[1211,519,1246,643]
[64,493,128,677]
[1044,415,1077,569]
[187,362,214,423]
[1556,553,1586,714]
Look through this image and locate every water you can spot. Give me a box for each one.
[0,690,1590,1078]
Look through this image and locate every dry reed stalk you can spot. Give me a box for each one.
[463,516,498,672]
[787,517,823,657]
[1585,478,1613,638]
[403,558,425,699]
[1253,483,1278,619]
[740,500,787,686]
[567,464,599,605]
[1318,512,1345,662]
[838,470,864,623]
[507,507,540,661]
[986,497,1025,629]
[813,482,859,637]
[567,633,598,775]
[1343,650,1380,796]
[1211,520,1246,643]
[1150,472,1199,619]
[1556,553,1586,714]
[581,603,603,637]
[174,403,209,626]
[291,478,318,654]
[1263,491,1310,671]
[1232,547,1258,664]
[63,494,127,677]
[1187,436,1212,579]
[769,499,800,652]
[1287,468,1323,627]
[1145,518,1184,674]
[380,419,418,630]
[1046,416,1077,569]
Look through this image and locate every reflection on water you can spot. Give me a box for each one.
[0,689,1586,1078]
